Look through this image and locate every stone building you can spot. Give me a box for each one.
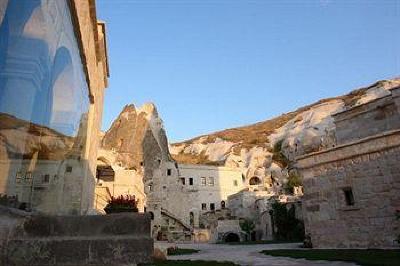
[296,86,400,248]
[147,162,247,241]
[0,1,154,265]
[175,164,244,223]
[0,0,109,215]
[99,101,305,243]
[225,188,303,242]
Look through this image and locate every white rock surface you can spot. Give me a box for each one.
[170,79,400,190]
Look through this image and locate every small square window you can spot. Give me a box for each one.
[167,169,172,176]
[189,178,193,185]
[343,188,355,206]
[66,166,73,173]
[201,177,206,186]
[208,177,214,186]
[181,177,186,185]
[201,203,207,210]
[233,180,238,186]
[210,203,215,210]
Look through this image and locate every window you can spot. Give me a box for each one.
[201,177,206,186]
[189,178,193,185]
[167,169,172,176]
[221,201,226,209]
[210,203,215,211]
[233,180,238,186]
[148,184,153,192]
[180,177,186,185]
[15,172,22,183]
[43,174,50,183]
[189,212,194,226]
[343,188,355,206]
[208,177,214,186]
[201,203,207,210]
[66,166,73,173]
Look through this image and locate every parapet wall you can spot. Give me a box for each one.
[0,207,153,265]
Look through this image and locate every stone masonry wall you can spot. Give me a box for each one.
[297,131,400,248]
[70,0,109,214]
[1,206,153,266]
[334,95,400,145]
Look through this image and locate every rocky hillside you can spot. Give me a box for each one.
[170,78,400,186]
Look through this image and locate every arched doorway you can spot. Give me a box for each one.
[249,176,261,185]
[224,232,240,243]
[221,200,226,209]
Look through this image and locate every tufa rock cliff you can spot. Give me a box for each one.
[101,103,172,183]
[170,78,400,188]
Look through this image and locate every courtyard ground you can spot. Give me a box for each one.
[262,249,400,266]
[156,242,357,266]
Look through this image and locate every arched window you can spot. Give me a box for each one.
[221,201,226,209]
[149,211,154,220]
[249,176,261,185]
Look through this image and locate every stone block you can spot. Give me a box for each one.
[2,212,153,266]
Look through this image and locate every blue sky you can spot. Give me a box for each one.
[97,0,399,142]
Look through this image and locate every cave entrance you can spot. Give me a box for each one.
[224,232,240,243]
[249,176,261,185]
[96,165,115,182]
[96,157,115,183]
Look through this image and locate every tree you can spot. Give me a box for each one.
[271,201,304,241]
[240,219,255,240]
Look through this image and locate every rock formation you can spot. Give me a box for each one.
[170,78,400,190]
[101,103,172,184]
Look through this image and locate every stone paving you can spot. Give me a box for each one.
[161,242,356,266]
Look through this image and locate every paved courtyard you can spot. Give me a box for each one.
[159,242,356,266]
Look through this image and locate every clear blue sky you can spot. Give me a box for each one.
[97,0,399,143]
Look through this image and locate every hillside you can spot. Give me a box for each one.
[170,78,400,187]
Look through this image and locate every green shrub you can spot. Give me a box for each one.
[240,219,255,239]
[272,140,290,168]
[285,172,302,194]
